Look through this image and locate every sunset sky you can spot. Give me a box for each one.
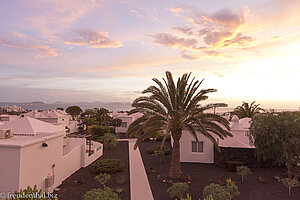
[0,0,299,109]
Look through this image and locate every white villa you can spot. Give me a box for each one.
[0,117,103,195]
[24,110,78,133]
[175,115,254,163]
[110,112,143,133]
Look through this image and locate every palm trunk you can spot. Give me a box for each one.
[169,131,182,178]
[160,134,167,150]
[287,162,292,179]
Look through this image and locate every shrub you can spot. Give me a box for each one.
[147,145,171,155]
[224,178,240,199]
[236,166,251,182]
[97,133,117,150]
[203,183,230,200]
[82,187,120,200]
[95,173,111,188]
[156,134,171,141]
[180,193,192,200]
[89,125,110,137]
[152,149,165,163]
[8,185,56,200]
[167,182,189,199]
[281,178,300,197]
[91,159,125,174]
[203,194,214,200]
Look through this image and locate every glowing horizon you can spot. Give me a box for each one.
[0,0,299,109]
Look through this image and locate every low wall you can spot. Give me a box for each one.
[214,147,275,168]
[61,145,82,181]
[84,142,103,167]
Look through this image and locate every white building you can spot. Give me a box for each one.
[0,117,102,195]
[0,104,24,113]
[24,110,78,133]
[175,116,254,163]
[110,112,143,133]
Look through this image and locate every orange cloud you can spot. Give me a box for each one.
[0,35,60,58]
[64,29,123,48]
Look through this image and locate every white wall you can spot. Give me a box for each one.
[0,136,103,195]
[0,146,21,194]
[173,131,215,163]
[115,117,133,133]
[18,135,64,193]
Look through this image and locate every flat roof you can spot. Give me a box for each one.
[0,132,64,148]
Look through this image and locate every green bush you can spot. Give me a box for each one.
[89,125,110,137]
[152,149,165,163]
[236,166,251,182]
[82,187,120,200]
[95,173,111,188]
[281,178,300,197]
[203,194,214,200]
[147,145,171,155]
[167,182,189,199]
[180,193,192,200]
[8,185,56,200]
[91,159,125,174]
[203,183,230,200]
[224,178,240,199]
[156,134,171,141]
[97,133,117,149]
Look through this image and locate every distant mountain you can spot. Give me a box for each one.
[0,101,132,112]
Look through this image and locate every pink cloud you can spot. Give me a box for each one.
[64,29,123,48]
[0,35,60,58]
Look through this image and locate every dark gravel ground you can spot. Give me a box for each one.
[139,140,300,200]
[55,141,130,200]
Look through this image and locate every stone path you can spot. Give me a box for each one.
[118,139,154,200]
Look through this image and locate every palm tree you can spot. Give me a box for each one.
[126,71,232,178]
[93,108,111,126]
[233,101,264,119]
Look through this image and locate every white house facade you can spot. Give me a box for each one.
[173,116,254,163]
[0,117,102,195]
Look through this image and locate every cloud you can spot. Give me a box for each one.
[0,35,60,58]
[172,26,194,35]
[129,8,158,21]
[168,7,184,13]
[152,33,197,49]
[222,33,255,47]
[64,29,123,48]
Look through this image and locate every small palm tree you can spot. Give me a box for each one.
[233,101,264,119]
[127,71,232,178]
[93,108,111,126]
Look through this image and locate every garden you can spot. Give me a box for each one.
[55,141,130,200]
[139,140,300,200]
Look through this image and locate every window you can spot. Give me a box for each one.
[121,122,127,127]
[192,141,204,153]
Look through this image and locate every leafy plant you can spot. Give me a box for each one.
[281,178,300,197]
[89,125,110,138]
[152,149,165,163]
[249,112,300,178]
[167,182,189,199]
[82,187,120,200]
[180,193,192,200]
[203,183,230,200]
[147,145,171,155]
[236,166,251,182]
[203,194,214,200]
[91,159,125,174]
[95,173,111,188]
[224,178,240,199]
[98,133,117,150]
[8,185,56,200]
